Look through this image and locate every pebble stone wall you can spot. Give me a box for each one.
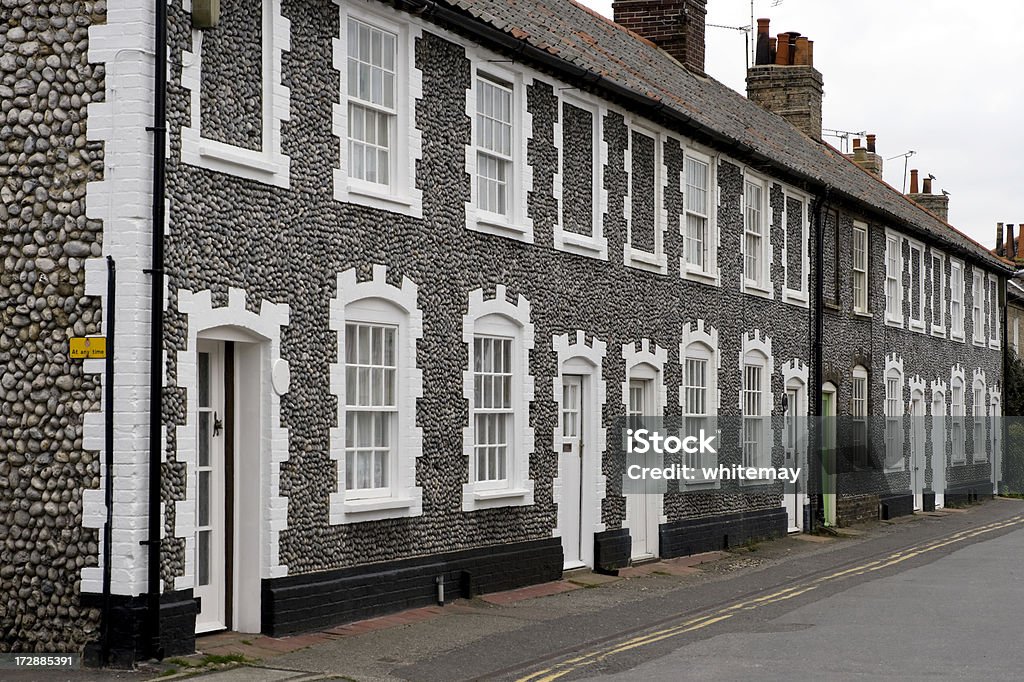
[0,0,106,652]
[158,0,815,585]
[198,0,263,151]
[155,0,1002,592]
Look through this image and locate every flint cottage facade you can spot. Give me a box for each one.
[0,0,1011,663]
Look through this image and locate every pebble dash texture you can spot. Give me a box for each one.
[0,0,106,652]
[157,0,1001,589]
[198,0,263,151]
[560,102,593,236]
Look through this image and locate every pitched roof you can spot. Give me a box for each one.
[430,0,1010,272]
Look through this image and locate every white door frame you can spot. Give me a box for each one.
[991,395,1002,495]
[626,371,661,561]
[783,377,807,533]
[194,330,267,635]
[821,382,837,527]
[195,340,227,633]
[910,388,925,510]
[931,390,946,509]
[558,374,584,569]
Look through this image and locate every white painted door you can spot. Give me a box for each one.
[822,386,837,527]
[991,397,1002,495]
[931,394,946,509]
[559,375,584,569]
[626,379,658,560]
[783,384,806,532]
[196,341,227,633]
[910,391,925,510]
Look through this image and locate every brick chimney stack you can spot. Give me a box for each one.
[906,171,950,222]
[746,18,824,141]
[612,0,708,74]
[846,135,884,177]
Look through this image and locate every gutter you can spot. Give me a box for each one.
[403,0,1012,276]
[143,0,169,660]
[100,256,116,664]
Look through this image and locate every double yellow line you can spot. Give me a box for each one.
[516,514,1024,682]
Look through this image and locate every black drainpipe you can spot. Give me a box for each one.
[144,0,169,660]
[808,187,832,531]
[100,256,116,664]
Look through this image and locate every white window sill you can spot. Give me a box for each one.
[989,340,1001,350]
[625,247,666,274]
[783,289,809,307]
[908,320,926,333]
[951,332,965,343]
[469,212,534,244]
[680,263,720,287]
[330,492,423,524]
[884,316,904,329]
[684,478,721,490]
[931,326,946,338]
[739,478,775,488]
[555,230,608,260]
[462,485,535,511]
[199,141,282,177]
[973,338,987,347]
[853,310,873,320]
[742,281,774,300]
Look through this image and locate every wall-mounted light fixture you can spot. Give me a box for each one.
[192,0,220,29]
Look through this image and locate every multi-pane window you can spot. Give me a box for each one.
[472,336,513,482]
[852,369,868,466]
[972,270,985,343]
[951,380,965,463]
[951,261,965,338]
[908,243,924,327]
[347,20,397,186]
[885,236,901,322]
[884,372,903,470]
[931,254,944,332]
[345,323,397,494]
[742,362,765,468]
[973,386,986,461]
[852,225,868,313]
[475,75,514,216]
[683,356,708,471]
[684,157,710,272]
[743,181,765,286]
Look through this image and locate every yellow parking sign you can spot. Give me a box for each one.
[69,337,107,360]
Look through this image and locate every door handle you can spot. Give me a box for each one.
[213,412,223,437]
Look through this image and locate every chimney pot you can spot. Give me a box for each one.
[997,222,1005,255]
[852,138,862,149]
[866,134,876,153]
[757,18,771,35]
[1008,224,1017,259]
[910,169,920,194]
[923,177,932,194]
[1017,226,1024,259]
[794,36,810,66]
[775,32,790,65]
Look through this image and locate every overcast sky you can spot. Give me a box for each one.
[579,0,1023,250]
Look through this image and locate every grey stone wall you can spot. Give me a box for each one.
[199,0,264,151]
[785,196,802,292]
[628,129,655,253]
[157,0,1003,584]
[560,102,593,237]
[0,0,106,652]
